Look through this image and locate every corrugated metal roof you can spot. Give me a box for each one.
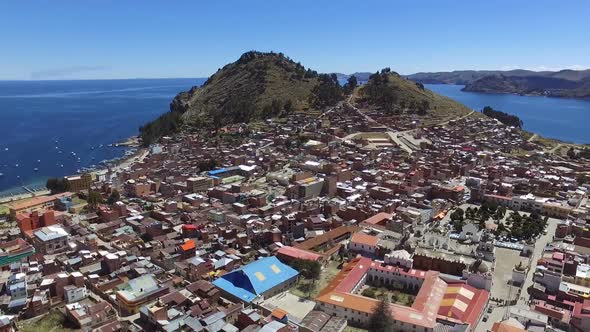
[212,256,298,303]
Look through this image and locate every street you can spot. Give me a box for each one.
[475,217,559,331]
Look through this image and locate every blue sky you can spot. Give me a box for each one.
[1,0,589,80]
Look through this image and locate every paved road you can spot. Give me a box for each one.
[475,218,559,331]
[516,218,559,306]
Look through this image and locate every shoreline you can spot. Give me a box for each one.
[112,135,141,148]
[417,82,590,101]
[425,84,590,146]
[108,146,149,174]
[0,136,148,205]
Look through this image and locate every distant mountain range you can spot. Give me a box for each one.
[406,69,590,98]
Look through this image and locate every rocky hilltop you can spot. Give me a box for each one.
[171,51,323,127]
[359,69,472,117]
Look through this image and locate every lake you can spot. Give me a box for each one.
[2,80,587,194]
[0,78,204,194]
[426,84,590,144]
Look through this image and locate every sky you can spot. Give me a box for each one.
[1,0,589,80]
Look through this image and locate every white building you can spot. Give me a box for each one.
[384,250,413,269]
[512,263,527,287]
[348,232,379,257]
[7,272,27,299]
[64,285,88,303]
[33,225,70,254]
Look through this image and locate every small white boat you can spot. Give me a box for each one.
[34,168,39,172]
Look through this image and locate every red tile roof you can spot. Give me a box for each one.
[491,321,526,332]
[9,192,72,211]
[316,256,488,329]
[295,225,359,251]
[350,232,379,247]
[361,212,393,226]
[438,283,489,326]
[277,246,322,261]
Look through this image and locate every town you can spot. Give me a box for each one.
[0,97,589,332]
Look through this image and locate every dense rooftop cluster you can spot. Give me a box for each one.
[1,95,590,332]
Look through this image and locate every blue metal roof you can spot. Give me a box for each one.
[212,256,298,303]
[208,168,228,176]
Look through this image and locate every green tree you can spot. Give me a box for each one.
[46,177,71,194]
[290,259,321,280]
[139,110,183,146]
[482,106,523,128]
[417,100,430,115]
[567,147,577,159]
[343,75,358,94]
[452,219,465,233]
[197,159,219,172]
[312,73,344,107]
[87,190,103,210]
[368,298,395,332]
[107,190,121,205]
[450,208,464,221]
[283,99,294,114]
[494,206,506,221]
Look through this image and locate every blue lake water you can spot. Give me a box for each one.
[0,78,204,194]
[1,80,587,194]
[426,84,590,144]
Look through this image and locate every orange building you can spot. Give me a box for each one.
[16,210,56,234]
[8,192,71,218]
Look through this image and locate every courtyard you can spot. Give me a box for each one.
[290,259,341,299]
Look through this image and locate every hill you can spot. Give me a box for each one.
[140,51,346,145]
[463,74,590,98]
[358,69,472,118]
[140,54,478,145]
[406,69,590,98]
[173,51,321,126]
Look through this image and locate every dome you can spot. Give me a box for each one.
[469,259,489,273]
[514,262,526,272]
[477,262,490,273]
